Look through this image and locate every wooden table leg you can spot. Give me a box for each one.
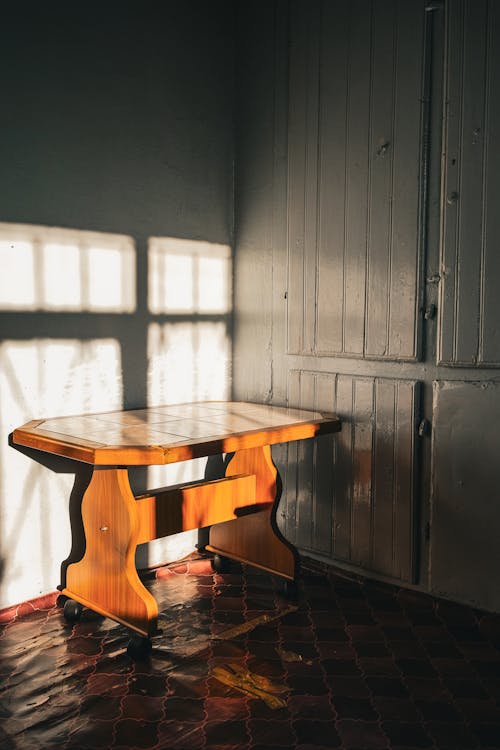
[63,467,158,637]
[207,445,298,580]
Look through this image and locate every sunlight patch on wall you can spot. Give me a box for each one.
[147,321,230,408]
[0,445,73,608]
[0,338,123,424]
[148,237,231,314]
[144,319,231,567]
[144,236,232,569]
[146,457,210,497]
[0,338,123,608]
[0,223,136,312]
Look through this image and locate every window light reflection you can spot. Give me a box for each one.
[87,246,132,310]
[0,338,123,608]
[144,319,230,569]
[43,243,81,309]
[0,338,123,425]
[0,223,136,312]
[148,237,231,314]
[147,321,230,407]
[0,240,36,309]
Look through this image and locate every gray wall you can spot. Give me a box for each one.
[233,0,500,612]
[0,2,233,406]
[0,2,234,608]
[1,4,232,238]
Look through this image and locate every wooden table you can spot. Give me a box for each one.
[13,401,340,653]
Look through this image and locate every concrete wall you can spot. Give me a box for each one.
[233,0,500,612]
[0,2,234,609]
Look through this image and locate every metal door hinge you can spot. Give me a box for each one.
[418,419,431,437]
[424,304,437,320]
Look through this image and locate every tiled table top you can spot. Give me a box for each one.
[12,401,340,465]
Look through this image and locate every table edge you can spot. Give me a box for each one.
[12,414,341,466]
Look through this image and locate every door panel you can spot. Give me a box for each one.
[287,0,427,361]
[280,370,420,583]
[439,0,500,366]
[430,381,500,611]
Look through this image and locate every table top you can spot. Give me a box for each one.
[12,401,341,466]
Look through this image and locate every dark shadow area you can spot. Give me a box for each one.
[204,454,226,481]
[59,466,94,590]
[8,434,89,474]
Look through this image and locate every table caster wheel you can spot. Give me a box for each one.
[63,599,83,622]
[127,635,152,660]
[211,553,231,574]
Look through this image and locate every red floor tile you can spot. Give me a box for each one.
[2,554,500,749]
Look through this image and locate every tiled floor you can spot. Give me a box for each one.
[1,555,500,750]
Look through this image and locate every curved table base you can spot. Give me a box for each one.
[64,468,158,637]
[207,446,297,580]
